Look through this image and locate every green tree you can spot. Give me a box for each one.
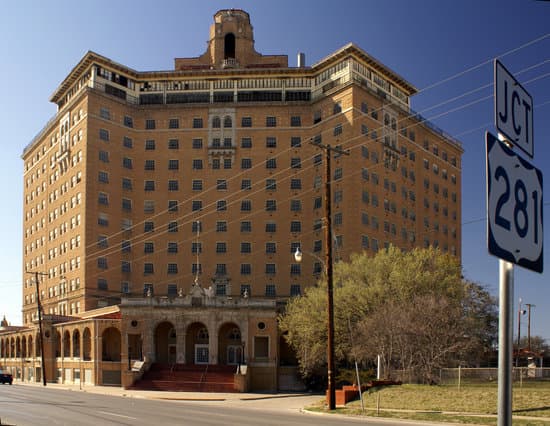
[279,246,497,382]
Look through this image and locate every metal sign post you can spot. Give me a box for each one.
[489,60,542,426]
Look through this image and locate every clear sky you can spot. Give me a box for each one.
[1,0,549,341]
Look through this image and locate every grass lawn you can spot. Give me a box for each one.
[307,382,550,425]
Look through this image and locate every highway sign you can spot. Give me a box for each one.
[495,60,534,158]
[486,131,543,273]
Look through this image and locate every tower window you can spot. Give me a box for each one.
[224,33,236,59]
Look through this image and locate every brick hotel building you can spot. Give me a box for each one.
[1,9,462,391]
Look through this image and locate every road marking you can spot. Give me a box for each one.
[98,411,137,420]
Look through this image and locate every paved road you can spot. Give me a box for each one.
[0,384,421,426]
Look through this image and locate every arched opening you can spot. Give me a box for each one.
[10,337,15,358]
[218,323,242,365]
[83,328,92,361]
[21,336,27,358]
[186,322,209,365]
[154,321,176,364]
[28,336,33,360]
[212,116,221,128]
[63,330,71,357]
[102,327,121,362]
[72,329,80,358]
[35,334,41,357]
[279,334,298,366]
[224,33,235,59]
[223,116,232,128]
[0,339,4,358]
[55,331,61,357]
[16,337,21,357]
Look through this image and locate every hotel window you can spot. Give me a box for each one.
[121,240,131,252]
[191,242,202,254]
[98,171,109,183]
[144,221,154,232]
[98,213,109,226]
[192,180,203,191]
[265,264,276,274]
[97,235,108,248]
[217,200,227,211]
[193,159,203,169]
[290,179,302,190]
[212,158,220,169]
[361,124,369,136]
[265,284,276,297]
[98,192,109,205]
[241,158,252,169]
[313,110,321,124]
[99,129,109,141]
[333,123,343,136]
[192,200,202,211]
[266,200,277,212]
[241,200,252,211]
[168,180,179,191]
[99,151,109,163]
[167,284,177,296]
[97,257,108,269]
[290,200,302,212]
[223,116,232,128]
[334,190,343,203]
[216,221,227,232]
[121,261,131,273]
[144,180,155,191]
[290,221,301,233]
[122,198,132,211]
[266,137,277,148]
[215,264,227,275]
[97,278,108,290]
[169,118,179,129]
[241,116,252,127]
[223,158,232,169]
[143,283,154,296]
[240,284,251,296]
[361,102,368,113]
[145,119,155,130]
[266,242,276,254]
[241,264,251,275]
[291,136,301,148]
[145,140,156,150]
[123,157,133,169]
[192,221,202,233]
[193,118,203,128]
[313,197,322,209]
[290,116,301,127]
[313,154,322,166]
[144,263,154,274]
[123,136,133,148]
[334,212,343,226]
[144,242,154,253]
[290,158,301,169]
[241,137,252,148]
[334,168,343,180]
[241,242,251,254]
[266,116,277,127]
[241,221,252,233]
[241,179,251,190]
[168,200,178,212]
[192,138,202,149]
[191,264,202,275]
[216,242,227,254]
[212,116,221,128]
[265,222,276,233]
[333,101,342,114]
[266,178,276,191]
[290,264,301,276]
[168,139,179,150]
[144,160,155,170]
[290,284,301,296]
[123,116,133,128]
[168,221,178,232]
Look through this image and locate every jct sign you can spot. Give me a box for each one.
[495,59,534,158]
[486,131,543,273]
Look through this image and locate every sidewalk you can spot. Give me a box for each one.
[17,381,324,410]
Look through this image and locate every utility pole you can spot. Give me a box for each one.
[516,299,526,367]
[525,304,535,352]
[26,270,48,386]
[311,137,349,411]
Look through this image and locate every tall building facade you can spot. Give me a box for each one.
[3,9,462,391]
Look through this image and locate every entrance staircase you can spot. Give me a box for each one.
[129,363,237,393]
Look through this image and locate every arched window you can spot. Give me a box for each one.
[223,116,232,128]
[212,116,221,128]
[224,33,236,59]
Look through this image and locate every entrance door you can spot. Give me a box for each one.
[227,345,242,365]
[195,344,209,364]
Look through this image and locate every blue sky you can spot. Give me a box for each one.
[1,1,549,341]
